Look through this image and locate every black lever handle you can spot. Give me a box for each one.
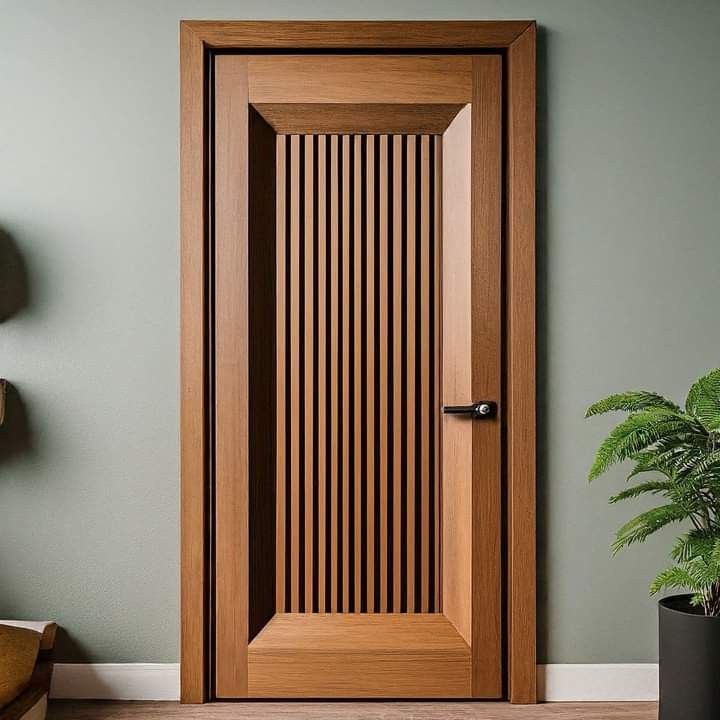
[443,401,496,419]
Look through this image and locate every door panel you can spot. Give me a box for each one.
[213,52,502,699]
[276,133,442,615]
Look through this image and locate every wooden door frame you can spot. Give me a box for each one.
[180,20,536,704]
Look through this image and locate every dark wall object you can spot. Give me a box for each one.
[0,228,29,323]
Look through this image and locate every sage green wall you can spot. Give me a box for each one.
[1,0,718,664]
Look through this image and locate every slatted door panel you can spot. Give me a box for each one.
[276,134,441,615]
[213,52,502,700]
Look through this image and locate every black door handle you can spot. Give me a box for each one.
[443,401,496,419]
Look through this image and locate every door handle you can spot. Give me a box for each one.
[443,401,496,419]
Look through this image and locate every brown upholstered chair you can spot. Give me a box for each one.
[0,622,56,720]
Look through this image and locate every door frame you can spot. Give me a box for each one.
[180,20,536,704]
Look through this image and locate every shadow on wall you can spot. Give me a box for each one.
[0,225,33,463]
[0,227,29,322]
[534,25,551,663]
[53,627,94,664]
[0,383,32,464]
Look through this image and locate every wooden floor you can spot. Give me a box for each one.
[49,701,658,719]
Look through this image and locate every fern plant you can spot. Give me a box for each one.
[586,369,720,616]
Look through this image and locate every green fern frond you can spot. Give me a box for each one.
[686,368,720,432]
[585,391,680,418]
[671,531,719,562]
[612,503,689,554]
[609,480,675,504]
[681,450,720,479]
[686,556,720,587]
[589,410,699,481]
[626,450,673,480]
[673,449,711,477]
[626,444,701,480]
[650,566,697,596]
[653,547,720,606]
[586,370,720,615]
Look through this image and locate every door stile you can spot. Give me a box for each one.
[470,54,503,698]
[213,55,250,698]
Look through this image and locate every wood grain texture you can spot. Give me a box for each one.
[405,134,416,614]
[391,134,403,613]
[378,134,389,614]
[247,614,470,697]
[353,134,363,614]
[329,135,340,613]
[365,135,376,614]
[49,701,659,719]
[317,135,328,614]
[438,58,504,697]
[179,21,206,704]
[253,104,465,135]
[180,20,533,49]
[248,56,471,104]
[470,55,503,699]
[213,55,249,698]
[433,137,442,615]
[276,132,441,616]
[289,134,301,614]
[507,23,537,705]
[441,108,472,645]
[419,134,431,615]
[183,21,537,703]
[304,136,315,613]
[341,135,350,612]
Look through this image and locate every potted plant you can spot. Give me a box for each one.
[586,368,720,720]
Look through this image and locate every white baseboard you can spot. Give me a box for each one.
[538,663,658,702]
[50,663,659,702]
[50,664,180,701]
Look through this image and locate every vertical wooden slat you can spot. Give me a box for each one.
[353,134,363,613]
[304,136,315,612]
[275,132,448,617]
[329,134,340,613]
[341,135,351,612]
[392,134,403,613]
[433,135,442,613]
[317,135,327,613]
[289,134,301,613]
[378,134,389,613]
[276,135,286,613]
[405,135,416,613]
[366,135,376,613]
[419,134,431,613]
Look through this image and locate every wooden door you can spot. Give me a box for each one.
[213,53,502,699]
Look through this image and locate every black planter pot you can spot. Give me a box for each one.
[659,594,720,720]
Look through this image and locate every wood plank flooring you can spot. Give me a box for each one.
[49,701,658,719]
